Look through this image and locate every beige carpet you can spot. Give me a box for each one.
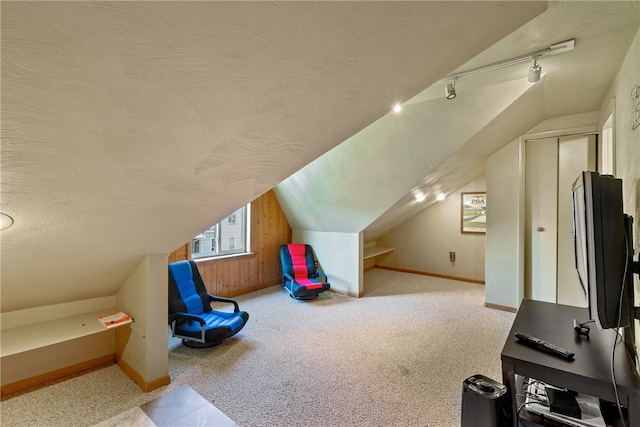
[0,269,515,426]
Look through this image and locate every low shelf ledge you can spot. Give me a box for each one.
[1,308,131,358]
[363,246,395,260]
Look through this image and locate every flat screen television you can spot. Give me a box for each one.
[571,171,629,330]
[572,171,640,427]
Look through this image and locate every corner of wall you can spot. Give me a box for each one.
[115,254,169,391]
[485,139,524,310]
[292,229,362,297]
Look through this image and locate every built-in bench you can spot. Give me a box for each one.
[0,297,130,397]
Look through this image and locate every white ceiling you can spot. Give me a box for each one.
[275,1,640,241]
[0,1,547,312]
[276,76,537,233]
[2,2,638,313]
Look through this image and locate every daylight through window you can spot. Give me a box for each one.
[192,205,249,259]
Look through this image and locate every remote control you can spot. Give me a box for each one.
[515,332,575,360]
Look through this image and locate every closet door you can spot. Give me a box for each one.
[525,134,596,306]
[525,138,558,303]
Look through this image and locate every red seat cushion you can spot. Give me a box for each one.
[287,244,323,289]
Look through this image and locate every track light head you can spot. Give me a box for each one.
[528,59,542,83]
[434,39,574,89]
[445,80,456,100]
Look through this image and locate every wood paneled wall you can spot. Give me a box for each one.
[168,190,292,297]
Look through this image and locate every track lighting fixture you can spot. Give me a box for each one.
[528,58,541,83]
[435,39,575,99]
[445,79,457,100]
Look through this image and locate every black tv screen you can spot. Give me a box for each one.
[572,171,628,330]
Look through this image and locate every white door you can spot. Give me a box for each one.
[525,138,558,303]
[525,134,596,305]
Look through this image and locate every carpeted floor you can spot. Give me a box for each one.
[0,269,515,426]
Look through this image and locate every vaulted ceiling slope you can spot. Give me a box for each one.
[0,1,546,312]
[276,1,640,239]
[277,77,535,232]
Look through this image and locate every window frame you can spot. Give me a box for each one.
[191,205,250,260]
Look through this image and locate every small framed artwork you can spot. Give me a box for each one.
[461,192,486,234]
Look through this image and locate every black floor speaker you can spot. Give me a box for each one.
[461,374,511,427]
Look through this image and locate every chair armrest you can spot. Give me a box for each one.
[208,294,240,313]
[316,271,328,282]
[169,312,206,325]
[168,312,207,343]
[283,273,293,281]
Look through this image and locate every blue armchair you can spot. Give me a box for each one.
[168,260,249,348]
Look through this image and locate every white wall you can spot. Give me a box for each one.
[608,27,639,231]
[376,176,486,282]
[292,230,362,297]
[276,77,537,237]
[485,139,525,309]
[485,120,599,310]
[526,112,600,134]
[116,254,168,385]
[484,28,640,311]
[601,27,640,355]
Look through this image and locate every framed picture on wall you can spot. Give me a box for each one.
[461,192,486,234]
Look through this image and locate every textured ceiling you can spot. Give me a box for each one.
[276,77,537,233]
[365,0,640,241]
[364,77,547,241]
[275,1,640,241]
[0,1,547,311]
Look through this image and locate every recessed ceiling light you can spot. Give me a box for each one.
[436,193,446,201]
[415,193,426,202]
[393,103,402,113]
[1,213,14,231]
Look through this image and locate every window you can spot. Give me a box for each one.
[192,239,202,254]
[191,205,250,259]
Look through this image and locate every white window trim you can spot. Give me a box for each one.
[191,205,251,260]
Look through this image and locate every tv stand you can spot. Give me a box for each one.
[501,299,640,426]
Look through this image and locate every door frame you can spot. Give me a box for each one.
[515,125,598,306]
